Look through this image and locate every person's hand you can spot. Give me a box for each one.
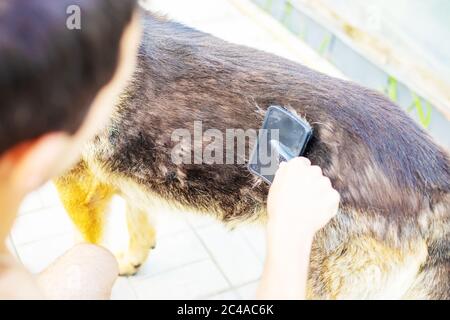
[267,157,340,239]
[258,157,340,300]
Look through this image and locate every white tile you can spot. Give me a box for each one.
[131,260,229,300]
[196,224,263,287]
[237,282,259,300]
[11,207,75,246]
[102,196,130,254]
[155,211,191,238]
[145,0,236,25]
[207,290,240,300]
[16,233,74,273]
[134,230,209,278]
[5,236,18,258]
[38,182,64,208]
[18,192,43,215]
[111,277,137,300]
[185,212,216,229]
[236,225,266,261]
[195,19,269,47]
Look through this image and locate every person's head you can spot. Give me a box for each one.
[0,0,141,196]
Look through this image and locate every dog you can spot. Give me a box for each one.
[55,11,450,299]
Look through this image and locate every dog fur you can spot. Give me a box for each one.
[55,12,450,299]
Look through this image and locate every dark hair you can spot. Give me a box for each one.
[0,0,138,155]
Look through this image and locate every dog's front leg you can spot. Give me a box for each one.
[116,204,156,276]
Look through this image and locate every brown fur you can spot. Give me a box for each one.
[55,12,449,298]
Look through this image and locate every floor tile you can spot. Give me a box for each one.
[145,0,236,26]
[16,233,74,273]
[111,277,137,300]
[131,260,229,300]
[207,290,240,300]
[11,207,75,246]
[134,229,209,278]
[237,281,259,300]
[5,236,18,258]
[185,212,216,229]
[236,225,266,261]
[18,192,43,215]
[38,182,64,208]
[155,211,191,238]
[196,224,263,287]
[101,196,130,254]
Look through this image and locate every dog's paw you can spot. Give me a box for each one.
[116,224,157,276]
[116,251,149,276]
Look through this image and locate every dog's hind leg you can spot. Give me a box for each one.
[54,161,115,244]
[116,203,156,276]
[55,161,156,275]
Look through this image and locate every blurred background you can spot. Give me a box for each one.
[7,0,450,300]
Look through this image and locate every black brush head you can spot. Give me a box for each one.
[248,106,313,184]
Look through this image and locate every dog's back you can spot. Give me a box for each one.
[64,13,449,298]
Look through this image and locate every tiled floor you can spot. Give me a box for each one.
[11,183,266,300]
[8,0,342,300]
